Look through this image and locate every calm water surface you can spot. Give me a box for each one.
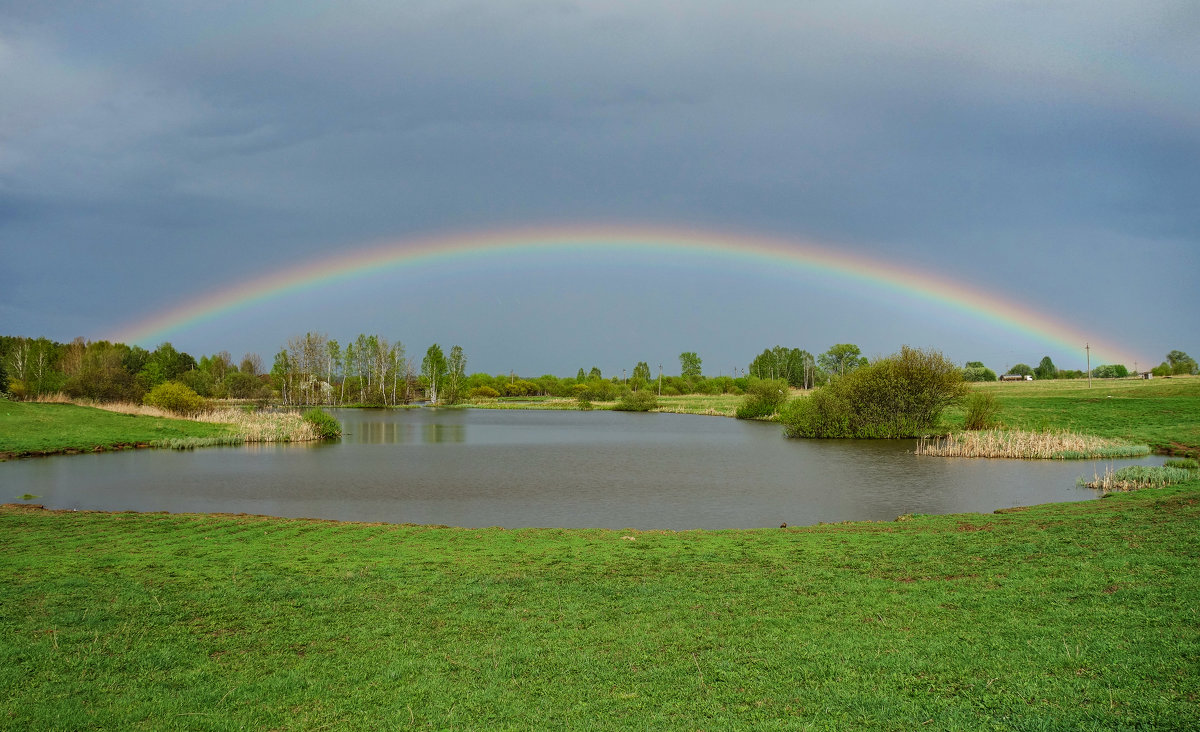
[3,409,1166,529]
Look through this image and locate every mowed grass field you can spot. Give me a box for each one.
[2,484,1198,730]
[0,402,234,458]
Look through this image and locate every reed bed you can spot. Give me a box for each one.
[192,408,319,442]
[916,429,1150,459]
[1079,465,1196,492]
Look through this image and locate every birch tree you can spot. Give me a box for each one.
[444,345,467,405]
[421,344,447,404]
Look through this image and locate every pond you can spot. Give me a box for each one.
[3,409,1167,529]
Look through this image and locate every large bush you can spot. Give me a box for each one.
[735,378,790,419]
[302,408,342,439]
[143,381,207,415]
[613,389,658,412]
[780,346,968,438]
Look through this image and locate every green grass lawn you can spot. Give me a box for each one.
[2,485,1197,730]
[942,376,1200,455]
[0,402,235,458]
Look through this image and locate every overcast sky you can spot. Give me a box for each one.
[2,1,1196,376]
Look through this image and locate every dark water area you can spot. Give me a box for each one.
[3,409,1167,529]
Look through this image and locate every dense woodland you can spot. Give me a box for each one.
[0,334,1194,407]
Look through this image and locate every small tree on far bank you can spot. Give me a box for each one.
[679,352,702,378]
[962,361,997,382]
[1035,356,1058,380]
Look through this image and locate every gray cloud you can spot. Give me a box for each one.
[1,1,1196,371]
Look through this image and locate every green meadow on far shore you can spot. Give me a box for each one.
[2,485,1198,730]
[477,376,1200,456]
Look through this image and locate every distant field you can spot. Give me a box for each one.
[0,402,233,458]
[2,483,1196,729]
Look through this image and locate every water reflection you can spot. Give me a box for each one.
[3,409,1168,530]
[340,412,466,444]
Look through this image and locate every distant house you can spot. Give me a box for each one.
[1000,374,1034,382]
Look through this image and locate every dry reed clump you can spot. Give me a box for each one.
[915,430,1150,459]
[192,408,319,443]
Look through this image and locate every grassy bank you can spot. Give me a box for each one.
[0,401,328,459]
[942,376,1200,456]
[2,485,1197,730]
[0,401,235,458]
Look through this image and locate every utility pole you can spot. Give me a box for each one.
[658,363,663,396]
[623,368,627,384]
[1086,343,1091,388]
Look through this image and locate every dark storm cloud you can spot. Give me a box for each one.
[1,1,1196,370]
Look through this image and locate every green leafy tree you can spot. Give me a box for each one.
[421,344,447,404]
[632,361,651,385]
[819,343,866,378]
[271,350,291,403]
[1166,350,1198,375]
[178,368,214,397]
[1091,364,1129,379]
[1034,356,1058,380]
[962,364,998,382]
[225,370,268,400]
[576,368,586,382]
[1007,363,1033,377]
[443,345,467,405]
[679,352,702,378]
[588,367,602,380]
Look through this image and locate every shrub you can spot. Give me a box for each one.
[780,346,968,439]
[962,391,1001,430]
[469,386,500,400]
[302,408,342,439]
[143,381,206,416]
[1091,364,1129,379]
[735,378,789,419]
[1164,458,1199,471]
[613,389,658,412]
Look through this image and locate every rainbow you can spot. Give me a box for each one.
[110,224,1139,365]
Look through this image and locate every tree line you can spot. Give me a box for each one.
[2,333,1194,407]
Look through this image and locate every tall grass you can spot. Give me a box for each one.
[1079,465,1196,492]
[916,429,1150,459]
